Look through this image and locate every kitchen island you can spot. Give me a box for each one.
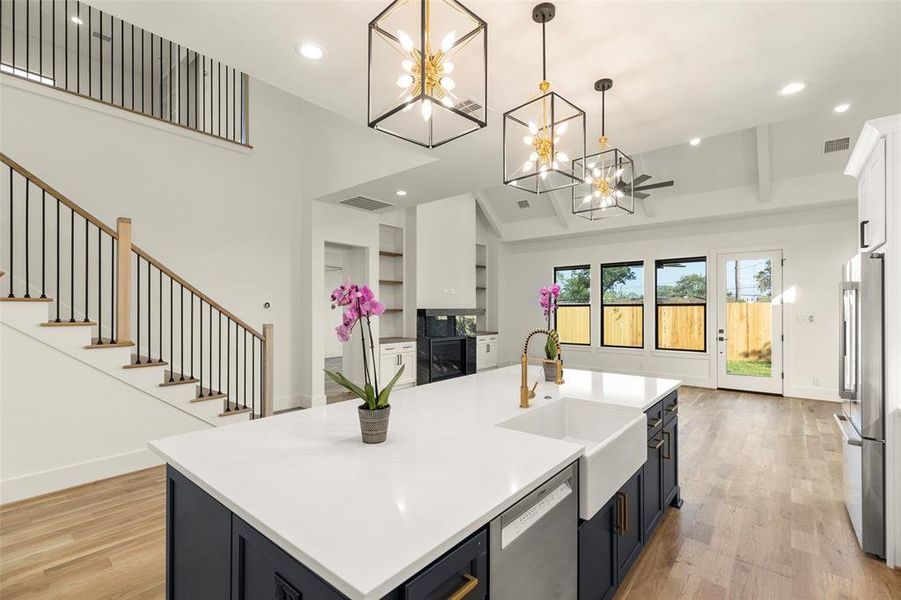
[150,365,681,600]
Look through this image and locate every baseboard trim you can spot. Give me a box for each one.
[785,385,841,402]
[0,448,162,505]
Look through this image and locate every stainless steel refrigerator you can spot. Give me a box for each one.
[836,251,885,557]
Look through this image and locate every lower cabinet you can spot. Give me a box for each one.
[614,471,642,583]
[578,496,617,600]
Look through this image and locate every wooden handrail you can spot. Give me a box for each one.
[0,153,118,238]
[131,244,264,340]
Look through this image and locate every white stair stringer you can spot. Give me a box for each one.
[0,301,252,426]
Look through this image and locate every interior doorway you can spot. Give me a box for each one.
[715,250,784,394]
[323,243,367,404]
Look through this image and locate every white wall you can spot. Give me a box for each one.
[417,194,476,309]
[0,322,208,503]
[498,204,856,399]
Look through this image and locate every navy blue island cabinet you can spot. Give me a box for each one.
[165,467,488,600]
[578,390,681,600]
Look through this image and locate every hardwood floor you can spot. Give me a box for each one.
[1,387,899,599]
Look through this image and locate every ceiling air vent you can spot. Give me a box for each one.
[824,137,850,153]
[517,199,531,209]
[92,31,112,43]
[338,196,393,211]
[456,98,483,116]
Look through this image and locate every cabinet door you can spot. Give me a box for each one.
[399,351,416,386]
[476,342,488,371]
[662,417,679,507]
[380,353,400,385]
[404,529,487,599]
[860,138,886,251]
[231,516,344,600]
[485,341,498,369]
[578,496,617,600]
[167,467,232,600]
[642,436,664,540]
[614,470,642,583]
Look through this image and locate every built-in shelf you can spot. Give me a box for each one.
[380,250,403,258]
[379,279,403,286]
[384,308,403,313]
[476,264,486,269]
[476,286,486,290]
[379,223,406,338]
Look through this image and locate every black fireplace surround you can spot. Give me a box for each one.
[416,309,478,384]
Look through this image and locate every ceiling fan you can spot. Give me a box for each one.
[618,174,675,200]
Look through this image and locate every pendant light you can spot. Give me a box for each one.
[503,3,585,194]
[571,78,635,219]
[368,0,488,148]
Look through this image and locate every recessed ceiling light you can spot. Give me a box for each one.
[70,16,83,25]
[296,42,325,61]
[834,103,850,113]
[396,190,407,196]
[777,81,806,96]
[689,137,701,146]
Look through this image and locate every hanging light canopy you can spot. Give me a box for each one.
[368,0,487,148]
[502,3,585,194]
[571,78,635,220]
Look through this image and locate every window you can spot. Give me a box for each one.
[655,257,707,352]
[601,262,644,348]
[554,265,591,345]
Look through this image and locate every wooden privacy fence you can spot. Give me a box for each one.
[725,302,772,361]
[603,306,643,347]
[556,305,590,344]
[657,305,705,351]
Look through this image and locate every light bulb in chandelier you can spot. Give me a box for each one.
[421,99,433,121]
[397,30,414,52]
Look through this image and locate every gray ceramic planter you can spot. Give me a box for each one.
[358,405,391,444]
[543,360,562,382]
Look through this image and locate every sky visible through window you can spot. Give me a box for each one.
[726,258,771,302]
[656,260,707,303]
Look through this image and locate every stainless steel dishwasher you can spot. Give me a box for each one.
[489,462,578,599]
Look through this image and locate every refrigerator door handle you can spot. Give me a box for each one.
[834,413,862,446]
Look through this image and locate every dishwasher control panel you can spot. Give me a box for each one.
[501,480,573,549]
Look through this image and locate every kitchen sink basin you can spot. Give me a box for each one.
[498,397,647,520]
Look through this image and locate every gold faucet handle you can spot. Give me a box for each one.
[529,381,539,399]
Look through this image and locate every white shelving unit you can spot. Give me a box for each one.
[379,224,405,339]
[476,243,487,331]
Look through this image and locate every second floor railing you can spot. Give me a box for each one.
[0,0,249,145]
[1,153,272,418]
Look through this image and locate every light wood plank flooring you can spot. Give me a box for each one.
[1,387,900,599]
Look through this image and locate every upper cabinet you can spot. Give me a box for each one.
[417,195,477,309]
[859,138,887,251]
[846,115,901,253]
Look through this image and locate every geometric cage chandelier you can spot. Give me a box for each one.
[571,78,635,219]
[367,0,488,148]
[502,3,585,194]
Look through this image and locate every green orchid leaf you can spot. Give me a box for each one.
[364,383,377,410]
[545,335,558,360]
[377,365,404,408]
[323,369,368,402]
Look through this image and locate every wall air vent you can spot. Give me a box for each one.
[456,98,484,116]
[517,199,531,209]
[824,137,850,153]
[338,196,393,211]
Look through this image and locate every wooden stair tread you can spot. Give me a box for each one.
[124,355,168,369]
[192,387,227,402]
[219,402,251,417]
[160,371,199,387]
[42,320,96,327]
[85,338,135,349]
[0,296,53,302]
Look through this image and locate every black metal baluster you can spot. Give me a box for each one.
[53,0,56,85]
[96,224,102,341]
[232,68,236,142]
[120,18,123,105]
[243,329,247,409]
[179,282,184,380]
[136,256,141,363]
[76,1,80,94]
[252,338,256,417]
[226,317,231,411]
[11,0,15,74]
[190,292,194,379]
[141,28,145,113]
[24,178,30,297]
[177,43,181,125]
[130,23,134,109]
[7,167,13,298]
[201,54,205,132]
[218,61,221,137]
[199,300,204,397]
[83,216,89,323]
[88,5,91,97]
[158,268,162,362]
[158,35,162,118]
[225,66,229,139]
[147,257,151,360]
[55,198,60,321]
[69,207,74,320]
[39,0,43,82]
[25,0,29,76]
[168,276,173,381]
[99,8,102,101]
[41,190,46,297]
[218,311,222,394]
[110,235,115,343]
[65,0,68,91]
[168,40,172,121]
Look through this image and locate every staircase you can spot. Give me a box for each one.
[0,154,273,425]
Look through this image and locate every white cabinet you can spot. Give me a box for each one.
[380,342,416,390]
[859,137,887,251]
[476,335,498,372]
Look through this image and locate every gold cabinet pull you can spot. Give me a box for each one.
[647,417,662,429]
[614,492,626,535]
[662,431,672,460]
[622,492,629,534]
[666,404,679,414]
[648,437,664,450]
[448,574,479,600]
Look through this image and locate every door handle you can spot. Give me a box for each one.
[860,220,869,248]
[486,343,490,353]
[448,574,479,600]
[396,354,402,366]
[718,336,727,342]
[614,492,625,535]
[662,431,672,460]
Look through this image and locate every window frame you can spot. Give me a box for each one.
[553,264,592,347]
[600,260,645,349]
[654,256,708,353]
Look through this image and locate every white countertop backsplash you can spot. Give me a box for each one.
[150,365,680,600]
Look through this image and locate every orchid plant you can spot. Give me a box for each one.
[323,281,404,411]
[539,283,561,360]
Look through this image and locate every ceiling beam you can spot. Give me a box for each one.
[547,190,571,230]
[756,125,772,203]
[473,191,504,239]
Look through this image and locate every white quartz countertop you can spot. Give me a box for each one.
[149,365,679,600]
